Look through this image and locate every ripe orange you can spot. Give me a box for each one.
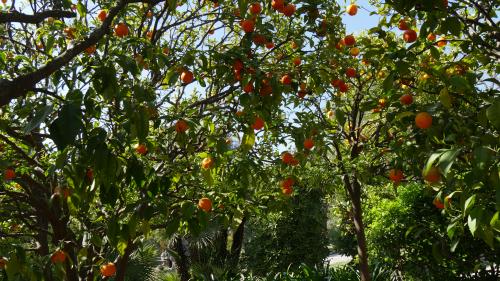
[240,19,255,33]
[50,250,66,264]
[146,10,153,18]
[265,42,275,49]
[282,186,293,196]
[233,59,244,71]
[97,10,107,22]
[201,157,215,170]
[437,37,447,47]
[271,0,284,10]
[346,4,358,16]
[175,119,189,133]
[114,23,129,37]
[259,82,273,96]
[346,68,357,78]
[85,45,96,55]
[415,112,432,129]
[281,152,295,165]
[233,69,242,81]
[335,39,345,50]
[424,167,441,184]
[282,4,296,17]
[0,257,7,269]
[388,169,404,183]
[399,94,413,105]
[4,168,15,180]
[378,98,387,108]
[86,168,93,181]
[249,2,262,14]
[281,178,295,189]
[252,34,267,45]
[433,197,444,209]
[180,70,194,84]
[297,90,307,99]
[280,74,292,85]
[398,20,409,30]
[100,262,116,277]
[135,144,148,155]
[331,79,342,88]
[198,198,212,212]
[403,30,417,43]
[243,82,254,93]
[427,33,436,41]
[252,116,265,130]
[303,138,314,150]
[292,57,301,66]
[350,47,360,56]
[299,83,307,91]
[339,81,349,93]
[344,35,356,46]
[63,27,75,39]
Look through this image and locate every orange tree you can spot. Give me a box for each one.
[374,0,500,254]
[0,0,346,280]
[277,0,499,280]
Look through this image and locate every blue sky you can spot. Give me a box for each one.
[342,0,380,34]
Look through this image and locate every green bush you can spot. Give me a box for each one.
[241,188,330,276]
[364,183,499,280]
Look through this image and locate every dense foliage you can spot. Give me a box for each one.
[0,0,498,280]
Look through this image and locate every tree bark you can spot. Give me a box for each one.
[174,237,190,281]
[344,175,371,281]
[229,216,247,267]
[115,241,135,281]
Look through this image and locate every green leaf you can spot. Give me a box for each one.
[23,105,53,134]
[167,0,177,11]
[467,214,478,236]
[335,110,346,126]
[438,148,460,176]
[486,98,500,130]
[49,103,84,150]
[430,46,440,60]
[165,217,180,236]
[449,76,471,91]
[241,129,255,152]
[490,212,500,232]
[93,66,118,101]
[443,17,462,37]
[383,72,395,91]
[117,239,128,256]
[463,194,476,216]
[439,88,452,108]
[76,1,87,17]
[424,151,444,174]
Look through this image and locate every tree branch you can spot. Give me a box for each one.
[0,0,167,107]
[0,10,76,24]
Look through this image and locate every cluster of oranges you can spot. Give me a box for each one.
[280,177,294,196]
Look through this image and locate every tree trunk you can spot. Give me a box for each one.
[115,241,134,281]
[344,175,371,281]
[174,237,190,281]
[229,216,247,268]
